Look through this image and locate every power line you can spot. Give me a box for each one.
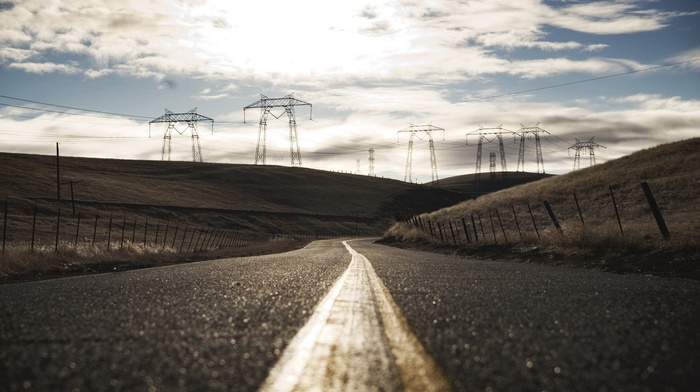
[0,94,153,120]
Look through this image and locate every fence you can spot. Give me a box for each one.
[0,200,281,256]
[394,181,697,246]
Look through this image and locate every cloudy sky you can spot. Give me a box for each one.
[0,0,698,183]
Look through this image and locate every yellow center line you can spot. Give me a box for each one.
[259,241,452,391]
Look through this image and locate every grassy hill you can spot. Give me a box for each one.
[433,171,553,196]
[0,152,473,238]
[0,152,479,279]
[384,137,700,280]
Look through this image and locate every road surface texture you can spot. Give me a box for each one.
[1,239,699,391]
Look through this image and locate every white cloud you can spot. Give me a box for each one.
[0,0,685,85]
[9,62,79,74]
[549,1,671,34]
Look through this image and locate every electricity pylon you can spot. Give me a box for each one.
[368,148,375,176]
[466,125,514,174]
[568,137,606,170]
[243,93,312,167]
[149,108,213,162]
[398,124,444,185]
[517,123,550,173]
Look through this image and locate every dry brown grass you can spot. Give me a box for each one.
[0,237,308,282]
[383,138,700,279]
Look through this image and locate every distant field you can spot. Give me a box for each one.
[384,137,700,280]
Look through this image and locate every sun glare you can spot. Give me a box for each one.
[182,0,413,78]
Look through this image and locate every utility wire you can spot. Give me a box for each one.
[0,94,153,120]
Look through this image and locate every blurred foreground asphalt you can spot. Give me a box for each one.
[1,239,699,391]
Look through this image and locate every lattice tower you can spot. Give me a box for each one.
[148,108,213,162]
[466,125,514,173]
[368,148,375,176]
[568,137,606,170]
[398,124,445,185]
[516,123,550,173]
[243,93,312,167]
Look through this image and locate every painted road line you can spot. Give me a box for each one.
[259,241,451,391]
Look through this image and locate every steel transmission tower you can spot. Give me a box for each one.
[149,108,213,162]
[397,124,444,184]
[467,125,514,174]
[568,137,606,170]
[243,93,312,167]
[517,123,550,173]
[489,152,497,179]
[368,148,375,176]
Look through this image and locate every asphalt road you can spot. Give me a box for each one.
[1,239,699,391]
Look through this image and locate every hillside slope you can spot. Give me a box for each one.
[0,153,468,236]
[384,137,700,279]
[433,171,553,196]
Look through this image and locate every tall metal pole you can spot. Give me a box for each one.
[428,132,438,184]
[404,133,414,182]
[287,107,302,167]
[56,142,60,202]
[255,109,269,165]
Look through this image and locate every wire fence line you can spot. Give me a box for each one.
[0,199,346,256]
[395,181,690,246]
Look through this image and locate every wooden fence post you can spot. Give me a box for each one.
[470,215,479,243]
[107,216,113,251]
[511,205,522,241]
[543,201,563,234]
[487,210,498,243]
[187,228,198,252]
[609,187,623,235]
[477,214,486,242]
[179,226,189,252]
[55,207,61,252]
[163,220,170,247]
[121,217,126,250]
[428,220,434,237]
[461,218,472,244]
[527,202,540,239]
[448,221,457,244]
[495,209,507,243]
[92,213,99,245]
[641,181,670,239]
[171,223,179,248]
[31,204,37,252]
[155,221,160,245]
[143,218,149,246]
[573,191,585,227]
[75,212,81,246]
